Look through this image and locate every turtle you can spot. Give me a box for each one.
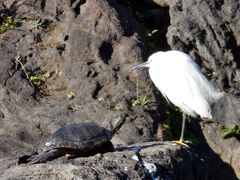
[18,114,126,164]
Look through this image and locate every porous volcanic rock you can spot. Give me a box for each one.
[167,0,240,177]
[167,0,240,97]
[0,142,212,180]
[150,0,170,7]
[0,0,160,160]
[1,0,239,179]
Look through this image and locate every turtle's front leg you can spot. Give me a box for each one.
[28,149,62,164]
[17,150,37,164]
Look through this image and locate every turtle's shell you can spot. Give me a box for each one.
[38,122,113,153]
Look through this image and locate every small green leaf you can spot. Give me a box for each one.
[97,97,105,101]
[221,124,240,139]
[29,74,46,86]
[67,92,76,100]
[163,124,170,129]
[132,96,150,107]
[31,19,44,28]
[0,16,17,33]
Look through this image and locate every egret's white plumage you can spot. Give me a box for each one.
[134,50,224,144]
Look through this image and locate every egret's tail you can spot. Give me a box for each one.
[200,91,224,120]
[208,89,224,106]
[214,91,224,101]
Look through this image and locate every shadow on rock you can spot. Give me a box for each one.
[191,120,238,180]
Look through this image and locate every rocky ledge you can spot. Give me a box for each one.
[0,142,211,180]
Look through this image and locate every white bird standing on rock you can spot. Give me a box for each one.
[133,50,224,146]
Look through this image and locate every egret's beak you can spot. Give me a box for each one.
[132,62,150,69]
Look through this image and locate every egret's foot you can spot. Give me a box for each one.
[173,139,189,148]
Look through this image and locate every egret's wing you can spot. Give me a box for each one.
[183,61,223,118]
[149,62,200,117]
[149,52,222,119]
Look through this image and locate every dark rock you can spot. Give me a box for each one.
[149,0,170,7]
[200,122,240,179]
[166,0,240,177]
[0,0,239,178]
[0,142,212,180]
[0,0,160,160]
[167,0,240,96]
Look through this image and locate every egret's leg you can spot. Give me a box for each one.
[179,112,186,142]
[173,113,189,147]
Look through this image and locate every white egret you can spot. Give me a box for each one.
[133,50,224,146]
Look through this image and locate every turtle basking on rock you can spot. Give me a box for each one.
[18,114,126,164]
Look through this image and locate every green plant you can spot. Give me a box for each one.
[132,96,150,107]
[162,107,182,140]
[97,97,105,102]
[221,124,240,139]
[31,19,44,28]
[29,72,50,86]
[0,16,17,33]
[67,92,76,100]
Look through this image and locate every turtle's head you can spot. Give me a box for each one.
[111,112,128,135]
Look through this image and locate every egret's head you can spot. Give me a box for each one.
[132,52,165,69]
[132,58,152,69]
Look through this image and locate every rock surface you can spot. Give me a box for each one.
[200,122,240,178]
[167,0,240,126]
[150,0,170,7]
[0,0,160,160]
[0,0,239,179]
[0,141,212,180]
[167,0,240,177]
